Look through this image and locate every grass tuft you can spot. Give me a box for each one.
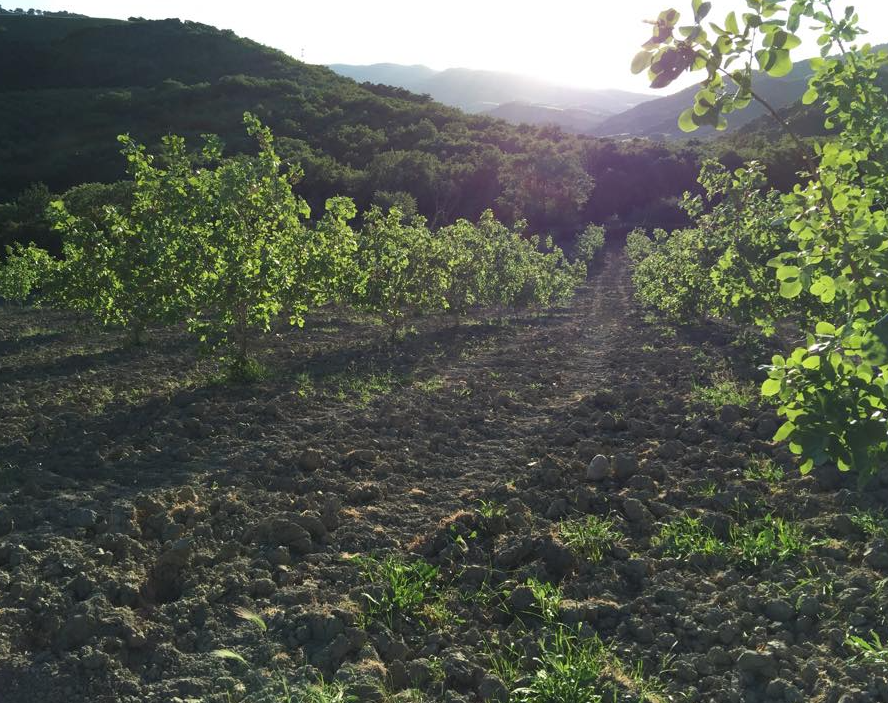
[558,515,621,563]
[233,606,268,633]
[847,631,888,666]
[744,456,785,485]
[513,628,609,703]
[354,554,440,628]
[690,369,757,408]
[655,515,727,559]
[849,508,888,540]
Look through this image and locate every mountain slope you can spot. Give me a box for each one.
[329,63,655,130]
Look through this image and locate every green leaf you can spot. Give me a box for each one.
[762,378,782,396]
[810,275,836,303]
[212,649,249,666]
[678,108,699,132]
[780,280,803,298]
[756,48,793,77]
[773,421,795,442]
[802,355,821,370]
[725,11,739,34]
[693,0,712,22]
[631,51,653,74]
[802,87,819,105]
[658,8,681,26]
[776,265,800,281]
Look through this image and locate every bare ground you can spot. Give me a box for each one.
[1,246,887,703]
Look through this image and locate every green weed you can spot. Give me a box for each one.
[690,369,757,408]
[513,629,610,703]
[332,368,400,406]
[849,509,888,540]
[558,515,621,563]
[688,481,718,498]
[846,631,888,666]
[730,515,812,566]
[656,513,812,566]
[294,370,316,398]
[224,356,272,383]
[354,555,440,628]
[525,578,563,625]
[655,515,727,560]
[481,634,523,689]
[477,500,507,521]
[414,374,445,393]
[744,456,785,486]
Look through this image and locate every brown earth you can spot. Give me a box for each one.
[0,247,887,703]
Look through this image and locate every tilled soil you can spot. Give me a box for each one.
[1,247,887,703]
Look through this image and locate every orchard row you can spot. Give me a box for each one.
[0,115,604,377]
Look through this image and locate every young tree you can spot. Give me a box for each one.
[46,132,198,342]
[574,224,606,265]
[185,114,343,375]
[0,242,56,305]
[350,207,447,341]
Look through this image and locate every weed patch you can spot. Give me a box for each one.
[690,369,757,408]
[744,456,785,486]
[655,513,812,566]
[354,555,441,628]
[558,515,621,563]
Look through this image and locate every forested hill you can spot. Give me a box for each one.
[0,13,704,244]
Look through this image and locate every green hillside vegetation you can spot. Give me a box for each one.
[0,13,705,252]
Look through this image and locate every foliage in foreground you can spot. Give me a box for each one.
[631,0,888,476]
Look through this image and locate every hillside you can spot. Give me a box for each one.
[326,63,439,93]
[0,14,705,246]
[329,63,654,130]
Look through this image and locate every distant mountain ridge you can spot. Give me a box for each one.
[329,63,655,133]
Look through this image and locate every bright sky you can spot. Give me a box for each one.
[13,1,888,93]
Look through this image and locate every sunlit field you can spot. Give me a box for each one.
[2,2,888,702]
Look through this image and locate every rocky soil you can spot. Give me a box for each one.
[1,247,887,703]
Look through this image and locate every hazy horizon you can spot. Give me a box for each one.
[9,1,888,95]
